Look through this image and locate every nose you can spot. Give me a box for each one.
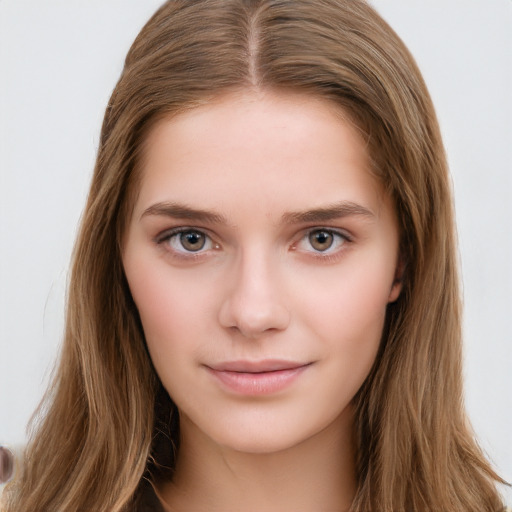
[218,248,291,339]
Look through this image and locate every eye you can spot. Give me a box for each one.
[178,230,207,251]
[309,230,335,251]
[157,228,216,254]
[294,228,350,255]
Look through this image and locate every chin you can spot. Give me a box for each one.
[218,431,305,455]
[180,402,352,457]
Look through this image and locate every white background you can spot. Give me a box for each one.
[1,0,511,502]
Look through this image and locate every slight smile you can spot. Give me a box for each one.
[205,360,313,396]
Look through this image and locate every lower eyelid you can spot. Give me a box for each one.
[302,229,350,249]
[155,228,213,251]
[154,227,351,259]
[172,234,213,252]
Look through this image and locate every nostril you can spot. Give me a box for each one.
[217,260,291,336]
[222,302,291,339]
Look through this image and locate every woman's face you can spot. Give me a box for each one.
[123,91,402,454]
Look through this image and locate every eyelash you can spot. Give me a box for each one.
[154,227,219,260]
[292,228,352,260]
[154,226,352,261]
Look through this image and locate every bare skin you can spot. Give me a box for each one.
[123,90,402,511]
[158,407,356,512]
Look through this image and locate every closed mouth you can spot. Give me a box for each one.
[205,360,312,395]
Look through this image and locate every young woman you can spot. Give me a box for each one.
[2,0,508,510]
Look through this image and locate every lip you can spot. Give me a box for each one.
[205,359,311,395]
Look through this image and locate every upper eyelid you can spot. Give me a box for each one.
[154,225,352,242]
[154,226,213,243]
[155,227,217,259]
[291,227,352,252]
[299,226,353,241]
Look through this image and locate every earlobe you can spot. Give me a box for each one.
[388,255,405,303]
[388,278,402,303]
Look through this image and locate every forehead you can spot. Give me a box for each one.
[133,90,387,221]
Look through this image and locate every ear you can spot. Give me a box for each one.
[388,253,405,303]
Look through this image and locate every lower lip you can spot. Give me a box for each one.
[207,366,309,395]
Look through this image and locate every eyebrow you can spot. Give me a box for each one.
[140,200,375,224]
[281,201,375,223]
[141,201,228,224]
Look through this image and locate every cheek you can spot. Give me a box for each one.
[123,253,215,368]
[129,272,180,340]
[298,254,394,341]
[295,252,395,395]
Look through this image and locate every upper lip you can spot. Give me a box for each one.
[206,359,310,373]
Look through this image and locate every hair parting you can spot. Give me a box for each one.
[2,1,506,510]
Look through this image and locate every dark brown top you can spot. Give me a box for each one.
[133,480,166,512]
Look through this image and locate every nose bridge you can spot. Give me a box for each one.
[218,242,290,337]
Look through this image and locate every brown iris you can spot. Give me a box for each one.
[180,230,206,251]
[308,230,334,251]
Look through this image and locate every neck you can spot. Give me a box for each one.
[159,408,357,512]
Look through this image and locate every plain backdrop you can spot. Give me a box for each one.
[1,0,511,501]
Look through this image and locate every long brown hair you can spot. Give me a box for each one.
[3,1,506,510]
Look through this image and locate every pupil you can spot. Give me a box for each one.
[310,230,333,251]
[181,231,205,251]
